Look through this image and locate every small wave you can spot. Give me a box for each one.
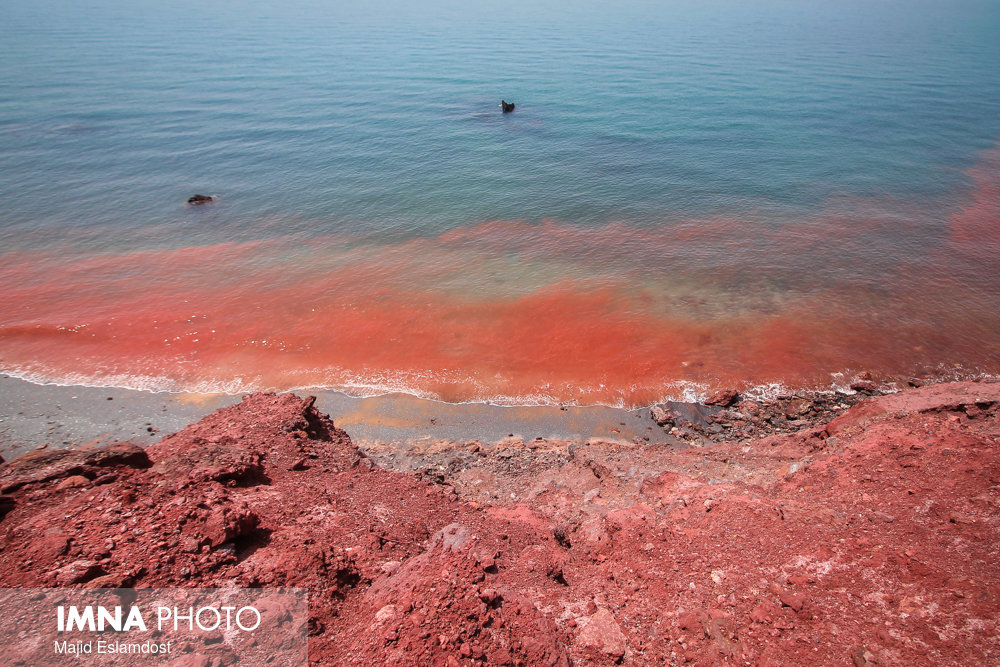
[2,363,997,411]
[0,366,257,396]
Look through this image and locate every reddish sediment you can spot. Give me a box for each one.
[2,141,1000,404]
[1,382,999,665]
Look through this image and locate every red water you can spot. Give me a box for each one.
[2,148,999,406]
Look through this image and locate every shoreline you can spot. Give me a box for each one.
[1,379,997,664]
[0,371,908,463]
[0,374,656,461]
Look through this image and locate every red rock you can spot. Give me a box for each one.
[436,522,474,552]
[84,572,134,589]
[0,442,149,493]
[478,589,502,606]
[705,389,739,407]
[201,506,259,547]
[851,645,875,666]
[948,512,976,525]
[750,602,777,624]
[650,405,676,426]
[33,530,71,560]
[518,544,564,581]
[575,608,627,660]
[154,445,263,485]
[678,610,710,636]
[778,590,806,612]
[0,382,996,666]
[51,559,105,585]
[56,475,90,490]
[488,648,512,664]
[851,380,878,393]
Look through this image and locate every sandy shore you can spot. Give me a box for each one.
[0,375,239,460]
[0,375,656,461]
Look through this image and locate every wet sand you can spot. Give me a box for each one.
[0,375,655,461]
[0,375,239,460]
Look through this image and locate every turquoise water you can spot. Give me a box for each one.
[2,0,1000,404]
[4,0,999,238]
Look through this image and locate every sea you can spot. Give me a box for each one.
[2,0,999,407]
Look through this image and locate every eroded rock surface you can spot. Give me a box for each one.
[1,383,998,665]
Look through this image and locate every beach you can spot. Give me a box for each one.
[0,374,653,461]
[3,0,1000,664]
[1,378,998,665]
[0,369,893,464]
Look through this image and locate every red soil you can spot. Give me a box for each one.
[1,382,998,665]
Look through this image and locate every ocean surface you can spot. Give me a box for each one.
[2,0,1000,407]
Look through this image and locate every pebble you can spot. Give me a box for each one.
[778,590,806,612]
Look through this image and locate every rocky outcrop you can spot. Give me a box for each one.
[0,442,149,493]
[0,382,997,665]
[0,393,568,665]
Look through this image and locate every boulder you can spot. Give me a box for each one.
[705,388,739,407]
[650,405,676,426]
[575,608,627,660]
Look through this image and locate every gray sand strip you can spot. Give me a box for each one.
[0,376,661,460]
[0,375,239,460]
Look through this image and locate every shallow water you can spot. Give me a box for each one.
[2,0,999,406]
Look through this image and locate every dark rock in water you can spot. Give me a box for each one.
[500,100,515,113]
[187,194,214,205]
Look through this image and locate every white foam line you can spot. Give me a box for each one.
[3,364,997,411]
